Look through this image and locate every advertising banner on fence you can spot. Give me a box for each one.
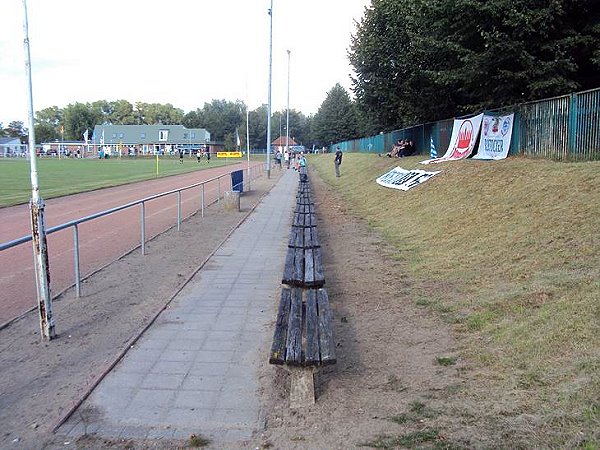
[376,166,441,191]
[473,113,514,160]
[421,113,484,164]
[217,151,243,158]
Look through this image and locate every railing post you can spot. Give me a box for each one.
[140,201,146,255]
[201,184,205,217]
[73,224,81,297]
[217,177,221,205]
[177,190,181,232]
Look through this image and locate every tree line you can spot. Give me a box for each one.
[5,0,596,148]
[0,92,361,150]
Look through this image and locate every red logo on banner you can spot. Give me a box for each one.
[451,120,474,158]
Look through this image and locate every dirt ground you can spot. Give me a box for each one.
[2,168,505,450]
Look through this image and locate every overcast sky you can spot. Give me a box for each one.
[0,0,371,126]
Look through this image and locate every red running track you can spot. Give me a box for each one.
[0,162,262,326]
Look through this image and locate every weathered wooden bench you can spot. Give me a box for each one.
[269,287,336,407]
[282,245,325,287]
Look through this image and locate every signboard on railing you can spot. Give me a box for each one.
[473,113,514,160]
[421,113,484,164]
[217,152,243,158]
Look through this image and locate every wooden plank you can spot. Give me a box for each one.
[308,213,317,228]
[304,249,315,287]
[285,288,303,365]
[294,226,304,248]
[287,227,297,248]
[317,288,336,365]
[293,212,302,227]
[282,247,295,285]
[313,247,325,287]
[293,247,304,285]
[304,227,313,248]
[304,290,320,366]
[269,289,291,365]
[311,226,321,248]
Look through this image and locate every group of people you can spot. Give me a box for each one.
[274,149,306,171]
[385,139,415,158]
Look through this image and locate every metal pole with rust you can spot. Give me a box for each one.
[22,0,55,340]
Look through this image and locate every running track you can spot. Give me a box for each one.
[0,162,262,326]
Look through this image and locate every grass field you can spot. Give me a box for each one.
[0,156,243,207]
[310,152,600,447]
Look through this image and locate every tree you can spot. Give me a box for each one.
[63,103,99,141]
[311,84,359,146]
[349,0,600,131]
[5,121,27,139]
[34,123,59,144]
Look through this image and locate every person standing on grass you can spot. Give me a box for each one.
[334,147,343,177]
[179,148,184,164]
[196,149,201,163]
[206,147,211,163]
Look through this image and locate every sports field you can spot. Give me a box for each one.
[0,156,244,207]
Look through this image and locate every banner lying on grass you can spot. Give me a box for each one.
[473,113,514,160]
[421,113,484,164]
[376,167,441,191]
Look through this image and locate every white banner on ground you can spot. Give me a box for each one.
[376,166,441,191]
[421,113,484,164]
[473,113,514,160]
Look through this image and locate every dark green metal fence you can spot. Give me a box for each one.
[332,87,600,161]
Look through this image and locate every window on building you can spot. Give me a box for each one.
[183,133,188,139]
[159,130,169,141]
[112,133,117,139]
[118,133,124,139]
[191,132,196,139]
[140,133,146,139]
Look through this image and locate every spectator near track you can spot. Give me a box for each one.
[334,147,343,177]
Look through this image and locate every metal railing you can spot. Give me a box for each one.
[0,164,263,299]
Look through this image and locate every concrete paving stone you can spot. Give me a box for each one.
[128,388,175,410]
[140,372,186,390]
[205,330,239,341]
[181,374,223,391]
[202,337,238,352]
[151,360,194,376]
[163,407,214,427]
[133,336,170,351]
[216,390,259,410]
[115,357,157,375]
[166,338,206,351]
[173,329,209,342]
[159,349,197,362]
[189,361,231,376]
[173,389,220,410]
[210,317,247,332]
[221,375,258,393]
[119,424,152,439]
[145,427,176,440]
[193,350,234,363]
[92,386,136,409]
[212,408,259,425]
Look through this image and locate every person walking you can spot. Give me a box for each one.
[196,149,202,163]
[179,148,184,164]
[206,147,211,163]
[334,147,343,177]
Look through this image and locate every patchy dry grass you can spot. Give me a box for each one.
[310,153,600,446]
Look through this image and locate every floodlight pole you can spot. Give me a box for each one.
[286,49,291,157]
[22,0,55,340]
[266,0,273,178]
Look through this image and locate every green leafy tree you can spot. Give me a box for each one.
[34,123,59,143]
[312,84,359,146]
[349,0,600,130]
[36,106,63,128]
[5,121,27,138]
[63,103,99,141]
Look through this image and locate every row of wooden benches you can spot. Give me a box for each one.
[269,172,336,407]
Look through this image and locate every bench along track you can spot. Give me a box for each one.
[269,168,336,408]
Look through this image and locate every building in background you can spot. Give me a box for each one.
[0,137,26,157]
[91,124,212,157]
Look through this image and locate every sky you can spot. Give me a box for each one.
[0,0,371,126]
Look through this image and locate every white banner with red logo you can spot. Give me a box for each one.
[473,113,514,160]
[421,113,484,164]
[376,166,441,191]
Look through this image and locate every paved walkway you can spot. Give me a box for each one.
[58,169,297,443]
